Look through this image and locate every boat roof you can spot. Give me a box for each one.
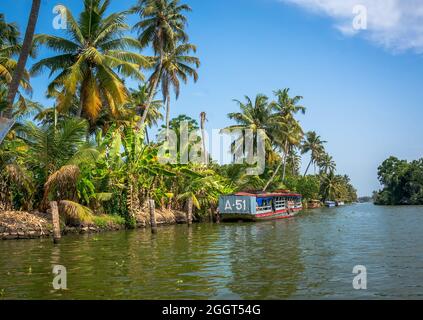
[233,191,302,198]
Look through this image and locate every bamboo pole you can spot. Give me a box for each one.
[50,201,61,244]
[149,199,157,234]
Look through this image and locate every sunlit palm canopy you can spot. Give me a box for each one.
[131,0,191,53]
[225,94,276,162]
[150,42,199,101]
[0,14,32,113]
[318,152,336,175]
[31,0,151,122]
[129,84,163,128]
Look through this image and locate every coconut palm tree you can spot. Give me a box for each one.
[287,147,301,175]
[225,94,274,162]
[262,89,305,191]
[302,131,326,177]
[21,118,96,182]
[31,0,149,122]
[0,14,19,46]
[17,117,98,210]
[6,0,41,119]
[320,172,341,201]
[271,88,306,119]
[149,42,199,139]
[128,84,163,143]
[0,15,33,116]
[132,0,191,129]
[318,152,336,175]
[0,14,19,88]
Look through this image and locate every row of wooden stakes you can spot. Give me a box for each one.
[49,198,197,244]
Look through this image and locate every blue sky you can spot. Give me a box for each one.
[2,0,423,196]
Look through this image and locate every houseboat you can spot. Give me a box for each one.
[218,191,303,222]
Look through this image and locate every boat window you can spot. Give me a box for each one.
[274,197,286,209]
[256,198,272,212]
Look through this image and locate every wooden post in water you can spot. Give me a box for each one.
[149,199,157,234]
[187,198,193,226]
[50,201,61,244]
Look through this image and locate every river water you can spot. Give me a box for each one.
[1,203,423,299]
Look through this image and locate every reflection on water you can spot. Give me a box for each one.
[1,203,423,299]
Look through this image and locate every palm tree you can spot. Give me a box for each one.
[0,14,19,45]
[262,89,305,191]
[31,0,149,122]
[271,88,306,119]
[320,172,341,201]
[128,84,163,143]
[18,117,98,209]
[21,118,95,182]
[302,131,326,177]
[318,152,336,175]
[225,94,274,162]
[132,0,191,129]
[0,14,19,88]
[149,42,199,139]
[6,0,41,118]
[0,15,32,115]
[287,148,301,176]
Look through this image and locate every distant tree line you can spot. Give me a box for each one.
[374,156,423,205]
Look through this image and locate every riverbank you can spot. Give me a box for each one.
[0,209,188,240]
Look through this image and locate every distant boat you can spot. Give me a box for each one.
[336,201,345,206]
[308,200,321,209]
[219,191,303,222]
[325,201,336,208]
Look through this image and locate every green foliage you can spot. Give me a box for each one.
[375,156,423,205]
[285,175,320,201]
[92,215,125,228]
[0,0,360,230]
[31,0,149,121]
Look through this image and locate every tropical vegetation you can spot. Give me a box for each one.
[0,0,357,229]
[374,156,423,205]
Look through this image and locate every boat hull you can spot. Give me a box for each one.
[221,208,302,222]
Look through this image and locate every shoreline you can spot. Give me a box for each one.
[0,209,189,241]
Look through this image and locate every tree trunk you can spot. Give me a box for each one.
[165,93,170,141]
[137,59,162,131]
[263,159,284,192]
[281,140,289,182]
[200,112,207,165]
[145,127,150,144]
[5,0,41,118]
[304,159,312,177]
[263,140,288,192]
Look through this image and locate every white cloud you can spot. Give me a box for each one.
[281,0,423,54]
